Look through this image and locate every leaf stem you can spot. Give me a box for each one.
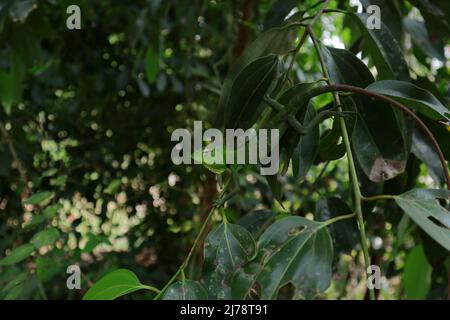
[154,181,232,299]
[361,195,395,202]
[142,285,161,294]
[321,212,356,227]
[308,28,376,300]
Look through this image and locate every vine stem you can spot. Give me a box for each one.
[308,28,376,300]
[308,84,450,191]
[154,205,217,299]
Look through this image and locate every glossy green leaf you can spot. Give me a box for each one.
[403,245,431,299]
[360,0,403,43]
[223,54,279,129]
[30,228,60,249]
[0,244,34,266]
[394,189,450,250]
[349,12,409,81]
[237,210,276,239]
[256,216,333,299]
[322,46,411,183]
[366,80,450,121]
[83,269,154,300]
[163,280,207,300]
[202,222,256,299]
[218,22,300,126]
[23,191,53,205]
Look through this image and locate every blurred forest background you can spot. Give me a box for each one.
[0,0,449,299]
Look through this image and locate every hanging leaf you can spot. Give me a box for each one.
[322,46,412,183]
[223,54,279,129]
[202,222,257,299]
[256,216,333,299]
[394,189,450,250]
[83,269,156,300]
[348,12,409,81]
[218,22,301,126]
[0,244,34,267]
[360,0,403,43]
[366,80,450,122]
[163,280,208,300]
[403,245,431,299]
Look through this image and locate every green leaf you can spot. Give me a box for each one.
[394,189,450,251]
[322,46,411,183]
[83,269,153,300]
[360,0,403,43]
[366,80,450,121]
[145,46,159,84]
[318,116,346,161]
[23,215,46,229]
[0,244,34,266]
[349,12,409,81]
[292,104,320,180]
[23,191,53,205]
[315,197,359,255]
[223,54,279,129]
[322,45,374,87]
[218,22,300,126]
[163,280,207,300]
[256,216,333,299]
[43,204,59,219]
[30,227,60,249]
[202,221,257,299]
[237,210,276,239]
[403,245,431,299]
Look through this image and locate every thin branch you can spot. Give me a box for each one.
[309,84,450,192]
[0,121,29,198]
[281,0,330,86]
[308,28,375,300]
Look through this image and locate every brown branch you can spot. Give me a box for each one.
[309,84,450,192]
